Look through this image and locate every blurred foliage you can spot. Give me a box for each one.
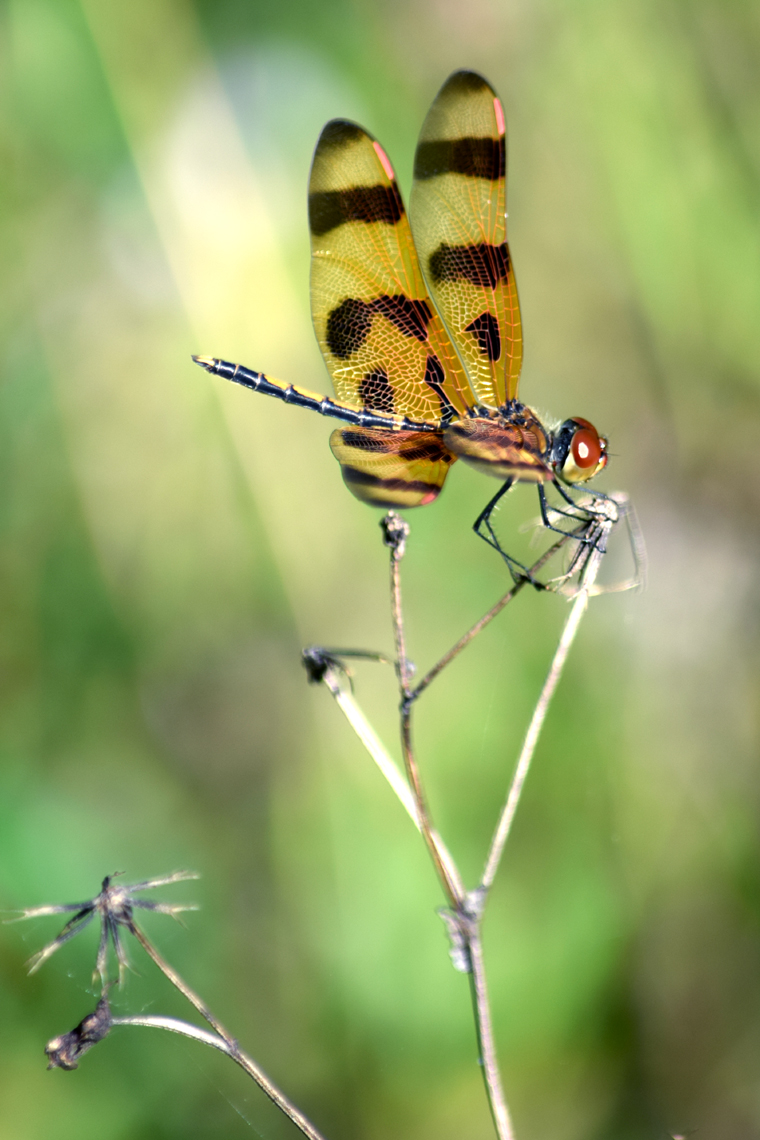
[1,0,760,1138]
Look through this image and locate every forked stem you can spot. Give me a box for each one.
[309,504,626,1140]
[383,510,512,1138]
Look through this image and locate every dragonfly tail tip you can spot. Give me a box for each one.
[192,354,215,371]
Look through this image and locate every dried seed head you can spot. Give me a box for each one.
[9,871,199,987]
[45,994,112,1070]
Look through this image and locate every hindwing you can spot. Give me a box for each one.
[329,427,456,508]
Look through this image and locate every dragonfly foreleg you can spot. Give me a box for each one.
[473,480,545,588]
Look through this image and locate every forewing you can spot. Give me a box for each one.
[309,121,476,423]
[410,70,522,407]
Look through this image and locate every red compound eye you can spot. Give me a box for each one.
[571,426,601,469]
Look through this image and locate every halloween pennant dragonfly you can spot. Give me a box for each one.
[194,70,609,579]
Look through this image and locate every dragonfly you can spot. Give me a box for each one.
[194,69,609,582]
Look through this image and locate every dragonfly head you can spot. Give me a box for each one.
[552,418,608,484]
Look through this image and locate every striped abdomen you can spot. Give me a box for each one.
[193,355,455,508]
[193,356,440,434]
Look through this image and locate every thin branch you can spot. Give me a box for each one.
[317,665,420,827]
[382,513,465,907]
[129,920,237,1050]
[26,912,96,975]
[315,662,466,897]
[112,1014,228,1052]
[410,529,578,703]
[127,871,201,893]
[480,515,613,896]
[5,902,94,920]
[386,515,413,696]
[426,504,623,1140]
[412,579,527,703]
[399,705,466,908]
[468,928,515,1140]
[112,1016,329,1140]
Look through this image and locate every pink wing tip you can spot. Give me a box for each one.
[373,140,396,182]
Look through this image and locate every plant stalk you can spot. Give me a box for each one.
[112,1016,329,1140]
[468,929,515,1140]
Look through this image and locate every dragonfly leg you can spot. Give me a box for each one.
[537,483,625,582]
[473,480,544,587]
[539,481,614,535]
[537,484,591,535]
[552,479,609,519]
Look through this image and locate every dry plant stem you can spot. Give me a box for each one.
[399,707,465,907]
[385,517,512,1139]
[318,666,464,893]
[412,581,527,702]
[130,921,237,1049]
[480,533,609,895]
[328,677,421,828]
[462,550,607,1140]
[112,1017,329,1140]
[387,526,465,908]
[390,541,413,695]
[468,930,515,1140]
[129,924,328,1140]
[388,522,604,1140]
[320,512,616,1140]
[112,1014,231,1053]
[411,529,581,702]
[457,537,606,1140]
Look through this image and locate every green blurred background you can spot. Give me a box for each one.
[1,0,760,1137]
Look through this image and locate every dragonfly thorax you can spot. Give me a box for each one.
[444,408,551,483]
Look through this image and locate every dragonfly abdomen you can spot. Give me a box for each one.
[192,356,440,435]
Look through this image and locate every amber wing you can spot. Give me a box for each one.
[309,119,478,422]
[410,70,522,408]
[309,119,477,506]
[328,427,457,509]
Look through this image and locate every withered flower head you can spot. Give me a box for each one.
[8,871,198,986]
